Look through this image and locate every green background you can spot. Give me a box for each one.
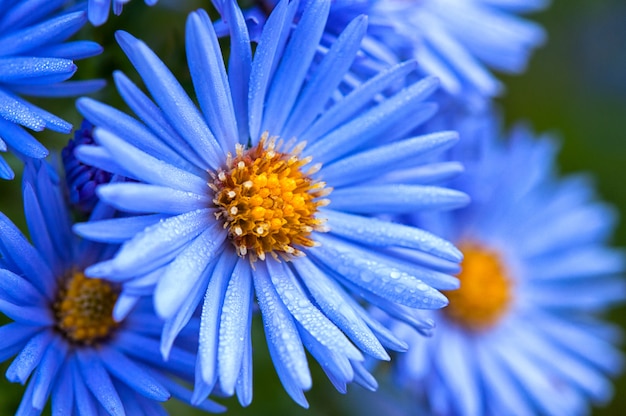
[0,0,625,414]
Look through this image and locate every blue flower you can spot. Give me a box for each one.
[0,161,224,415]
[73,0,468,407]
[88,0,158,26]
[391,115,625,415]
[0,1,104,180]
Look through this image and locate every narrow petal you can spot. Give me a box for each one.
[76,349,125,416]
[74,214,170,244]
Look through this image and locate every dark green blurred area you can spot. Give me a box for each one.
[0,0,625,414]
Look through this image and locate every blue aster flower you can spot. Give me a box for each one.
[72,0,468,407]
[88,0,158,26]
[391,115,625,415]
[0,160,225,415]
[0,0,104,180]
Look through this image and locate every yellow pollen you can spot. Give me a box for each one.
[211,133,331,262]
[53,271,119,344]
[443,243,512,331]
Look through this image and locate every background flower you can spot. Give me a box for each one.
[390,113,624,415]
[0,160,224,415]
[0,0,104,180]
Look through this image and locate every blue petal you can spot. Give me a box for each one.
[88,0,110,26]
[98,346,170,401]
[186,9,238,151]
[71,356,99,416]
[6,330,54,384]
[0,269,43,305]
[97,183,211,215]
[223,0,251,144]
[86,208,212,279]
[218,258,253,395]
[74,214,170,244]
[195,254,236,396]
[0,0,67,32]
[0,323,41,363]
[51,359,73,416]
[31,336,68,410]
[35,41,103,60]
[254,262,311,407]
[324,209,462,262]
[0,57,76,85]
[76,349,124,416]
[329,184,469,214]
[248,0,297,140]
[298,328,352,393]
[235,315,253,407]
[0,212,55,299]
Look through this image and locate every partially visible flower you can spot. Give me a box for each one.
[88,0,158,26]
[0,1,104,180]
[391,114,625,415]
[73,0,467,407]
[0,160,224,415]
[62,120,114,214]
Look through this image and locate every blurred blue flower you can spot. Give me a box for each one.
[0,161,224,415]
[391,115,625,415]
[62,120,115,214]
[0,0,104,180]
[88,0,158,26]
[72,0,468,407]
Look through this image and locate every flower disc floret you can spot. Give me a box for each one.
[53,271,119,344]
[211,133,331,261]
[444,243,511,330]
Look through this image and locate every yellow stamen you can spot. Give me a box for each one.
[443,243,512,331]
[53,271,119,344]
[211,133,330,262]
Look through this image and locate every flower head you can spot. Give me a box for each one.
[74,0,467,407]
[391,114,625,415]
[0,160,224,415]
[0,1,104,180]
[88,0,159,26]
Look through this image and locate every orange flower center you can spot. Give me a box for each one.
[443,243,512,330]
[53,271,119,344]
[210,133,331,262]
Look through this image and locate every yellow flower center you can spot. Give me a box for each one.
[443,243,512,331]
[53,271,119,344]
[210,133,331,262]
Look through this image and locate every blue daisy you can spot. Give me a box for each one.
[0,160,224,415]
[88,0,158,26]
[391,115,625,415]
[73,0,468,407]
[0,0,104,180]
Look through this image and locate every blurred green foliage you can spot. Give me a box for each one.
[0,0,624,414]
